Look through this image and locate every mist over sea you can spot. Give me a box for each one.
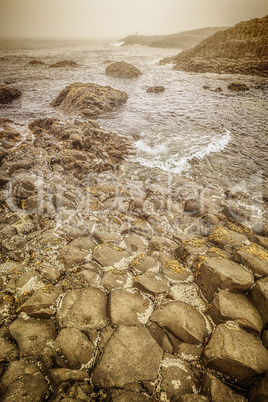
[0,39,267,197]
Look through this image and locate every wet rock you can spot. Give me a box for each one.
[29,59,45,65]
[203,323,268,387]
[161,354,199,400]
[209,289,263,335]
[105,61,142,78]
[133,271,170,296]
[49,60,79,67]
[233,243,268,276]
[151,300,209,344]
[54,327,94,369]
[184,198,206,216]
[51,82,128,117]
[177,342,203,361]
[248,374,268,402]
[49,368,89,388]
[0,334,19,362]
[110,390,153,401]
[146,86,165,93]
[162,259,192,281]
[180,395,209,402]
[100,270,129,290]
[0,360,48,402]
[130,254,158,273]
[92,326,162,388]
[109,289,153,325]
[0,86,21,104]
[196,257,254,302]
[200,371,246,401]
[56,287,107,332]
[208,225,248,250]
[149,236,178,252]
[249,276,268,325]
[251,234,268,249]
[19,286,62,318]
[78,268,100,286]
[93,243,129,269]
[58,246,90,269]
[228,82,249,91]
[93,229,122,244]
[9,317,56,357]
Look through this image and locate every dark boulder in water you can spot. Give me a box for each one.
[146,86,165,93]
[227,82,249,91]
[49,60,79,68]
[51,82,128,117]
[29,60,45,65]
[0,86,21,104]
[105,61,142,78]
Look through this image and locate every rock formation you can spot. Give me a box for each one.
[105,61,142,78]
[0,116,267,400]
[28,60,45,65]
[146,86,165,93]
[121,27,227,49]
[0,86,21,104]
[51,82,128,117]
[161,15,268,77]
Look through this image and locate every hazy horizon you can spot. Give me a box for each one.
[0,0,267,40]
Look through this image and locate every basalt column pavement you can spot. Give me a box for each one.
[0,117,267,401]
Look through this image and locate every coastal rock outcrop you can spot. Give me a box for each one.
[161,15,268,77]
[51,82,128,117]
[105,61,142,78]
[0,86,21,104]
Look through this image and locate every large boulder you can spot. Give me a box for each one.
[105,61,142,78]
[51,82,128,117]
[203,323,268,387]
[0,86,21,104]
[227,82,249,91]
[249,276,268,326]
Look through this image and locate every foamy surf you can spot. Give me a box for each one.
[134,129,232,175]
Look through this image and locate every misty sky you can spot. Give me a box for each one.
[0,0,267,39]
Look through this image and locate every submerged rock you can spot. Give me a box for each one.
[51,82,128,117]
[146,86,165,93]
[105,61,142,78]
[28,59,45,65]
[49,60,79,67]
[227,82,250,91]
[0,86,21,104]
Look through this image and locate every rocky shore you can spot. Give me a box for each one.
[0,97,268,401]
[161,15,268,77]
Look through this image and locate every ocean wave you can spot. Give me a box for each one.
[133,129,231,175]
[111,41,124,47]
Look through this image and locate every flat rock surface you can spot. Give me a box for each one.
[196,257,254,301]
[54,327,94,369]
[151,300,209,344]
[92,326,163,388]
[133,271,170,296]
[234,244,268,276]
[56,287,107,331]
[109,289,153,325]
[93,243,129,268]
[51,82,128,117]
[203,323,268,386]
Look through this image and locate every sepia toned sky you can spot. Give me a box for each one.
[0,0,267,39]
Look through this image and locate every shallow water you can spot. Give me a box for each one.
[0,39,267,199]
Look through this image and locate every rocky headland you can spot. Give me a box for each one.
[161,15,268,77]
[120,27,227,49]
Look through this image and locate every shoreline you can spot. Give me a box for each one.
[0,116,267,400]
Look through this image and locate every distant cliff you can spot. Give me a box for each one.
[120,27,227,49]
[161,15,268,77]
